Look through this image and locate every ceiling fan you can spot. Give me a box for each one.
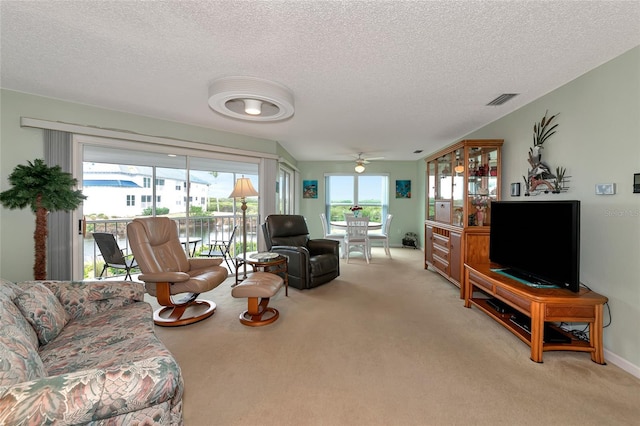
[352,153,384,173]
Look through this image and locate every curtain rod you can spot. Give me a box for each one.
[21,117,279,161]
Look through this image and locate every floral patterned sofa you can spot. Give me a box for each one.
[0,278,183,425]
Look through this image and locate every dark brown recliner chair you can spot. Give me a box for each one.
[127,217,228,326]
[262,215,340,290]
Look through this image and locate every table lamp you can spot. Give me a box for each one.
[229,177,259,280]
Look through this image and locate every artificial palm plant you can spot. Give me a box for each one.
[0,159,86,279]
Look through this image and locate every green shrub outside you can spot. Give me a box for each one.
[142,207,170,215]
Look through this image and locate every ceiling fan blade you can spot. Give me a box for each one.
[364,156,385,161]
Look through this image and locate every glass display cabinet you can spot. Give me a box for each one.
[425,139,503,293]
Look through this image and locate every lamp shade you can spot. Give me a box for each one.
[355,164,365,174]
[229,177,259,198]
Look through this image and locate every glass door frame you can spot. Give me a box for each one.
[72,134,268,280]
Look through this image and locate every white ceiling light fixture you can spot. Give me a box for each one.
[353,153,383,173]
[243,99,262,115]
[208,76,295,122]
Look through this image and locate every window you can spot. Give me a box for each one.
[278,165,294,214]
[126,195,136,206]
[143,177,151,188]
[325,174,388,222]
[155,178,165,186]
[141,195,152,208]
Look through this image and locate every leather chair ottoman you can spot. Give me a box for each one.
[232,272,283,326]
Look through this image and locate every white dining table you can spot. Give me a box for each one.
[330,220,382,231]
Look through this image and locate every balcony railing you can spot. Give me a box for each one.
[85,214,259,279]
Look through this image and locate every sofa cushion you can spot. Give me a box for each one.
[14,283,70,345]
[40,302,168,375]
[0,292,47,386]
[0,280,39,349]
[0,330,47,386]
[35,280,145,320]
[0,278,19,298]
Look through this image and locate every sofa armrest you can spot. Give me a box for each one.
[30,280,145,321]
[0,355,183,425]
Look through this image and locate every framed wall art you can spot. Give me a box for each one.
[303,180,318,199]
[395,180,411,198]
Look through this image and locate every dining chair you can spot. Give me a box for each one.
[368,213,393,259]
[345,216,370,264]
[92,232,139,280]
[320,213,345,258]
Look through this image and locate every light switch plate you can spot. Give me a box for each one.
[595,183,616,195]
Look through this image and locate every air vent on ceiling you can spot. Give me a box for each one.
[486,93,519,106]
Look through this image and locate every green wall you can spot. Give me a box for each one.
[298,160,424,246]
[461,46,640,371]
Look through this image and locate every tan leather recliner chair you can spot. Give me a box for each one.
[127,217,228,326]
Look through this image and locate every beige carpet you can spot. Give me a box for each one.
[147,248,640,425]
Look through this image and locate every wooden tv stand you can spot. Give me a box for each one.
[464,262,608,364]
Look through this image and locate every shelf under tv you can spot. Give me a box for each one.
[463,262,608,364]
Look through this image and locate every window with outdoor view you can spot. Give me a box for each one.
[325,174,388,223]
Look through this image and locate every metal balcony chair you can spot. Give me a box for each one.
[92,232,139,280]
[204,224,238,270]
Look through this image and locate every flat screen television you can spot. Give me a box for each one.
[489,200,580,292]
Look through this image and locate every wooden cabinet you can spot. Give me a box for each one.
[424,139,503,294]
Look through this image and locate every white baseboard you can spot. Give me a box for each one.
[605,349,640,378]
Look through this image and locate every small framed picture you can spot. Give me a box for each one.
[396,180,411,198]
[303,180,318,199]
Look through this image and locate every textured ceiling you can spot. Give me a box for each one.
[1,1,639,162]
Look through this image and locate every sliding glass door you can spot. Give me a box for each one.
[78,141,259,280]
